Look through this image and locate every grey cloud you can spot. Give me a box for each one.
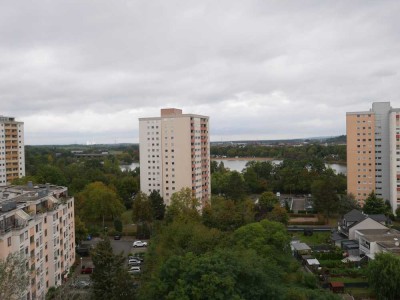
[1,0,400,144]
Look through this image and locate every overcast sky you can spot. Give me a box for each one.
[1,1,400,145]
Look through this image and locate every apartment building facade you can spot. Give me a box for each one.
[139,108,210,207]
[347,102,400,212]
[0,183,75,299]
[0,116,25,186]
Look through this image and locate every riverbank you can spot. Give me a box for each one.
[211,157,275,161]
[212,157,346,165]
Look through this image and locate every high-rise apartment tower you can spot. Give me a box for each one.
[139,108,210,207]
[0,116,25,186]
[347,102,400,213]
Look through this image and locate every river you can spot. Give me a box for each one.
[120,159,347,175]
[212,159,347,175]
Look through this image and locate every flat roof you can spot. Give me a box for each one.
[292,242,311,251]
[306,258,320,265]
[356,229,400,242]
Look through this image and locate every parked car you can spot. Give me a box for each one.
[114,234,121,240]
[128,255,144,262]
[128,266,141,274]
[81,267,94,274]
[128,258,142,266]
[133,241,147,247]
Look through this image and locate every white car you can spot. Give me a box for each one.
[128,266,141,274]
[128,258,141,266]
[133,241,147,247]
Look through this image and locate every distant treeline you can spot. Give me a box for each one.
[211,143,346,162]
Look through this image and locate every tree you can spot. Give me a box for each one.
[311,176,339,219]
[267,204,289,225]
[337,193,360,215]
[203,196,254,231]
[132,192,153,239]
[0,252,29,300]
[165,188,201,223]
[132,192,153,224]
[363,192,387,215]
[223,171,246,201]
[149,190,165,220]
[258,192,279,213]
[77,182,125,228]
[75,216,88,245]
[113,218,123,233]
[367,253,400,300]
[91,238,136,300]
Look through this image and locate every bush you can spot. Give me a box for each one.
[289,213,317,218]
[288,221,326,225]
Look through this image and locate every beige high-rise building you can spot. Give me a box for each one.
[0,183,75,300]
[139,108,210,207]
[0,116,25,186]
[347,102,400,213]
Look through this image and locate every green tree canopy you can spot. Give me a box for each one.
[91,237,136,300]
[165,188,201,223]
[368,252,400,300]
[77,181,125,227]
[363,192,387,215]
[149,190,165,220]
[311,175,339,218]
[132,192,153,224]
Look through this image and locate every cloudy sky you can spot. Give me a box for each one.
[1,1,400,145]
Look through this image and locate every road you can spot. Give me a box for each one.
[292,198,305,213]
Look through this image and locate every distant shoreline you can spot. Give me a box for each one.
[212,157,346,165]
[211,157,275,161]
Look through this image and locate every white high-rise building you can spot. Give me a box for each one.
[0,116,25,186]
[139,108,210,207]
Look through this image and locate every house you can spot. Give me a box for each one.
[291,241,311,259]
[355,228,400,259]
[338,209,388,239]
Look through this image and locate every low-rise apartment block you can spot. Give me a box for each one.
[0,183,75,299]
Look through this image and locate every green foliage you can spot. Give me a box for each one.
[259,191,279,211]
[139,216,341,300]
[211,143,346,162]
[165,188,201,223]
[311,173,339,218]
[113,218,123,233]
[363,192,387,215]
[91,238,136,300]
[224,171,246,201]
[132,192,153,224]
[337,193,360,215]
[367,252,400,300]
[75,215,89,244]
[0,253,29,300]
[267,204,289,225]
[202,196,254,231]
[76,182,125,227]
[149,190,165,220]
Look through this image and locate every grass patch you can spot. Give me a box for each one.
[331,277,367,283]
[345,287,374,299]
[291,232,330,245]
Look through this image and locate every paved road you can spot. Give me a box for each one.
[292,198,305,213]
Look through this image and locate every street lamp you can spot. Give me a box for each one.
[80,257,83,269]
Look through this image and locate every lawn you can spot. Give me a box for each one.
[291,232,330,245]
[345,287,374,300]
